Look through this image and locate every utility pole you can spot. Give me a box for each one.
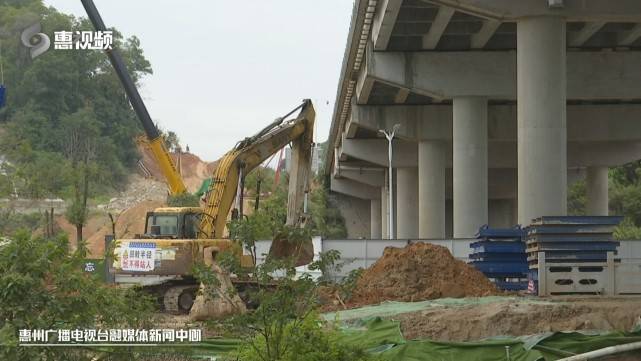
[379,124,400,239]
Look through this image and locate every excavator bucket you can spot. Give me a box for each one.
[268,235,314,267]
[189,247,247,321]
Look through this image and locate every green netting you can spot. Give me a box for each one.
[322,296,556,322]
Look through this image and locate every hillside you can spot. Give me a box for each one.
[0,0,152,200]
[136,140,218,193]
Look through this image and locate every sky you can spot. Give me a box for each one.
[43,0,353,162]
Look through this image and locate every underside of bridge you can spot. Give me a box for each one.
[325,0,641,239]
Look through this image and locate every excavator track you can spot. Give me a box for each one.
[163,285,198,314]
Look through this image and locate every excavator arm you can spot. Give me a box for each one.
[81,0,187,195]
[197,100,315,240]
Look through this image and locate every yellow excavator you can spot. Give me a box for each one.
[81,0,315,317]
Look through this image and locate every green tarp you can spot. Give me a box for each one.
[341,317,405,351]
[106,297,641,360]
[338,317,641,361]
[179,317,641,360]
[59,319,641,360]
[322,297,555,322]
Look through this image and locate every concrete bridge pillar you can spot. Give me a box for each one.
[453,96,488,237]
[517,16,567,225]
[370,198,382,238]
[418,141,446,238]
[397,167,419,239]
[586,166,609,215]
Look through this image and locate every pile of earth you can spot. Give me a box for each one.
[137,140,217,193]
[348,243,499,306]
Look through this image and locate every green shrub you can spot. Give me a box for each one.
[613,217,641,240]
[0,231,155,360]
[234,312,371,361]
[167,192,201,207]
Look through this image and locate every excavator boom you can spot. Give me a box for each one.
[198,100,315,239]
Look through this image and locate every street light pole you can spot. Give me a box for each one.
[379,124,400,239]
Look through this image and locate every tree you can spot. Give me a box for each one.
[61,107,99,246]
[163,130,181,152]
[244,166,276,208]
[609,162,641,238]
[309,185,347,239]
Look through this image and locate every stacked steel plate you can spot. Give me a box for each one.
[526,216,623,268]
[470,225,529,291]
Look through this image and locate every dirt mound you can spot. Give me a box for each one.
[178,152,219,192]
[137,141,217,193]
[349,243,498,305]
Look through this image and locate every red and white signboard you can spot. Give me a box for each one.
[120,243,156,272]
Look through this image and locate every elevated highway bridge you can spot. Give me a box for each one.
[325,0,641,239]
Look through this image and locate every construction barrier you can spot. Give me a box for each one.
[536,251,641,296]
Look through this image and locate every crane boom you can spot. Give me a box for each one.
[80,0,187,195]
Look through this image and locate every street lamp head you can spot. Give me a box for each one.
[379,124,402,140]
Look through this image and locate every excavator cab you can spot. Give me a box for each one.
[141,207,203,239]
